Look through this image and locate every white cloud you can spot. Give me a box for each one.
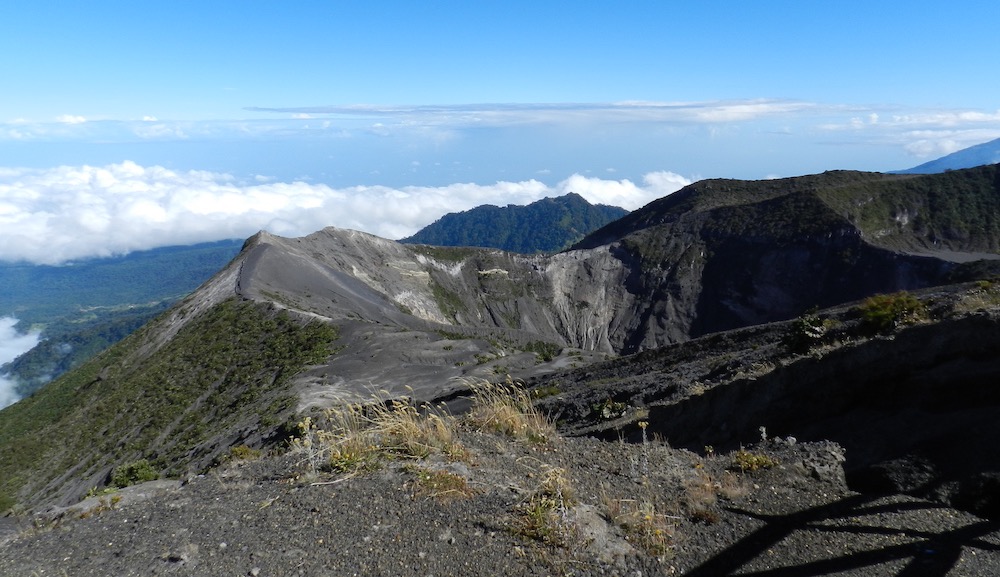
[0,162,691,265]
[549,172,691,211]
[133,123,189,139]
[0,317,41,409]
[248,100,820,127]
[899,129,1000,158]
[904,138,962,158]
[55,114,87,124]
[4,101,997,174]
[890,109,1000,128]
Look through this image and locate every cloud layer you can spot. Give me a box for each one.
[5,100,998,165]
[0,317,41,409]
[0,162,690,265]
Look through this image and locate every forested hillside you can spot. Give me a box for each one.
[400,193,627,253]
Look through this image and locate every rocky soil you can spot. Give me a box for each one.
[3,427,999,576]
[530,283,1000,521]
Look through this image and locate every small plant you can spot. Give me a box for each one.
[521,340,561,362]
[858,291,926,333]
[683,470,719,523]
[228,444,262,461]
[290,416,335,476]
[638,421,650,478]
[84,486,119,499]
[593,398,628,421]
[407,466,474,502]
[729,448,779,473]
[111,459,158,489]
[79,494,123,519]
[602,494,674,557]
[955,280,1000,312]
[530,385,561,399]
[784,310,828,352]
[512,467,576,547]
[715,471,751,500]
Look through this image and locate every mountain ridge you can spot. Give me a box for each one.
[399,192,627,253]
[4,166,1000,514]
[899,136,1000,174]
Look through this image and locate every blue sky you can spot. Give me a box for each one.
[1,1,1000,264]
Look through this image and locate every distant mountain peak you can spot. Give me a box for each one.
[898,137,1000,174]
[399,193,628,253]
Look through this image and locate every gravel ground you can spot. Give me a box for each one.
[2,432,999,577]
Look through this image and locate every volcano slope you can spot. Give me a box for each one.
[3,167,1000,574]
[4,292,1000,576]
[4,166,1000,511]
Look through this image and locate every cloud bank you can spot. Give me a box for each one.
[5,100,997,164]
[0,317,41,409]
[0,162,690,265]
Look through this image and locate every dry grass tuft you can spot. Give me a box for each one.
[463,377,555,444]
[290,394,466,476]
[683,469,719,523]
[716,470,751,501]
[368,399,466,460]
[290,377,554,478]
[601,491,675,557]
[406,465,475,502]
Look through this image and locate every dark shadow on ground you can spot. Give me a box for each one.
[682,492,1000,576]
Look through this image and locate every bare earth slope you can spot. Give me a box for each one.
[3,431,999,576]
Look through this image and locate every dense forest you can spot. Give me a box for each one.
[0,239,244,395]
[400,192,627,253]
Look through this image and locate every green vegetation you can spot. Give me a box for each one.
[530,385,561,399]
[511,467,576,546]
[592,398,628,421]
[228,444,263,462]
[4,302,172,397]
[702,191,851,242]
[0,239,243,327]
[784,310,837,353]
[522,340,561,362]
[729,449,780,473]
[406,465,475,502]
[0,298,340,512]
[110,459,158,488]
[858,291,927,333]
[0,239,244,393]
[816,165,1000,252]
[400,192,627,253]
[405,245,480,262]
[428,278,467,322]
